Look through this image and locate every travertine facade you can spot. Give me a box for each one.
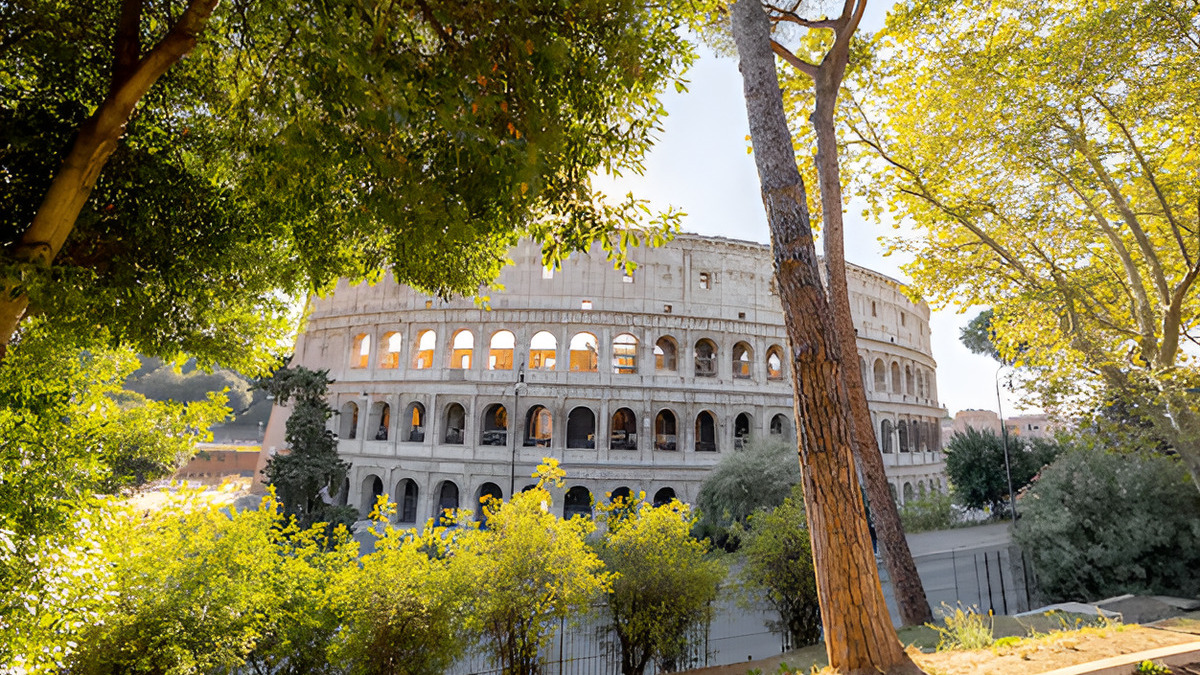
[259,234,947,522]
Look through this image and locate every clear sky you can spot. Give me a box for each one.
[596,4,1031,417]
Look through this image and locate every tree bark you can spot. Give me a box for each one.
[811,64,933,627]
[730,1,921,672]
[0,0,220,355]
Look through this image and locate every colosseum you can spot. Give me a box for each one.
[259,233,948,524]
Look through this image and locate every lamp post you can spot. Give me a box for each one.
[995,363,1017,524]
[509,366,527,497]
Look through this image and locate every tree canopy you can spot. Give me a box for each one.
[843,0,1200,485]
[1,0,695,369]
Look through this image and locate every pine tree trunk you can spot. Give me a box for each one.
[811,73,933,627]
[730,1,922,671]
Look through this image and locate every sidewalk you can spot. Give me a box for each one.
[904,521,1012,558]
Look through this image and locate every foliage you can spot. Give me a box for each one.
[455,459,611,675]
[258,364,357,532]
[596,495,723,675]
[898,490,956,534]
[929,605,994,651]
[944,428,1064,516]
[739,486,821,649]
[1136,660,1173,675]
[331,503,469,675]
[695,438,801,546]
[5,489,356,674]
[844,0,1200,486]
[1014,447,1200,602]
[1,0,694,369]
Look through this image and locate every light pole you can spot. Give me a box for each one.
[509,366,527,497]
[995,363,1017,524]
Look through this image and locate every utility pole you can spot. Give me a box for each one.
[995,363,1017,524]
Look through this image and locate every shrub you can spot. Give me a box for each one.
[929,605,994,651]
[1015,448,1200,602]
[898,490,956,533]
[695,438,801,546]
[739,486,821,648]
[597,495,724,675]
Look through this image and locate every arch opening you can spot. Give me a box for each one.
[569,333,599,372]
[437,481,460,519]
[732,342,753,379]
[566,407,596,449]
[340,402,359,440]
[563,486,593,519]
[694,339,717,377]
[613,333,638,374]
[443,403,465,444]
[653,487,676,507]
[404,402,426,442]
[451,329,474,369]
[655,337,677,371]
[413,330,436,369]
[734,412,752,449]
[529,331,557,370]
[873,359,887,390]
[610,408,637,450]
[654,410,677,451]
[380,332,402,369]
[397,479,419,523]
[767,346,784,380]
[361,474,383,514]
[524,405,553,447]
[369,401,390,441]
[695,411,717,452]
[476,482,503,524]
[488,330,515,370]
[880,419,894,453]
[351,333,371,369]
[481,404,508,446]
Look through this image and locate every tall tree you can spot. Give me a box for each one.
[0,0,693,367]
[729,0,919,671]
[765,0,931,625]
[842,0,1200,489]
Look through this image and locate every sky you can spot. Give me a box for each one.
[595,4,1032,417]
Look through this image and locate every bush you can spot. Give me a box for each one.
[945,427,1063,516]
[695,438,801,547]
[597,495,724,675]
[899,490,957,533]
[739,486,821,649]
[1015,448,1200,602]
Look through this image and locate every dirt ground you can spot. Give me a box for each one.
[683,615,1200,675]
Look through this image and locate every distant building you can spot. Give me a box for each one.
[258,234,949,521]
[175,444,261,484]
[945,410,1058,442]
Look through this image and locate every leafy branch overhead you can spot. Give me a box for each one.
[0,0,695,367]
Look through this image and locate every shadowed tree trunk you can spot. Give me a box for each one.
[730,0,922,671]
[766,0,932,626]
[0,0,220,358]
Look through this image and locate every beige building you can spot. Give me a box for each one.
[946,409,1057,442]
[259,234,948,522]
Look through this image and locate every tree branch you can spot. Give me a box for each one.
[764,5,838,29]
[112,0,143,89]
[770,40,818,78]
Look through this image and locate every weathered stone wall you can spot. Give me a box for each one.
[258,234,947,521]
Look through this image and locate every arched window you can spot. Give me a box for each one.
[770,413,789,437]
[655,337,677,371]
[911,419,922,453]
[488,330,515,370]
[481,404,508,446]
[653,487,676,507]
[767,345,784,380]
[905,365,914,394]
[889,483,898,504]
[890,362,902,394]
[340,402,359,440]
[450,329,474,369]
[916,370,925,398]
[610,486,633,503]
[396,479,419,523]
[610,408,637,450]
[566,407,596,449]
[613,333,638,374]
[404,402,426,442]
[732,342,753,379]
[880,419,893,453]
[380,332,402,369]
[897,420,909,452]
[412,330,436,369]
[437,481,460,518]
[873,359,887,390]
[361,475,384,514]
[524,405,553,446]
[859,357,868,387]
[564,486,593,519]
[695,411,717,452]
[369,402,391,441]
[569,332,598,372]
[351,333,371,369]
[694,339,717,377]
[654,410,677,451]
[529,331,557,370]
[734,412,752,449]
[902,482,914,503]
[443,403,465,444]
[476,482,503,524]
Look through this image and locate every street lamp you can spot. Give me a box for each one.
[509,366,527,497]
[995,363,1017,524]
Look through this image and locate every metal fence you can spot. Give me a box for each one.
[913,544,1038,617]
